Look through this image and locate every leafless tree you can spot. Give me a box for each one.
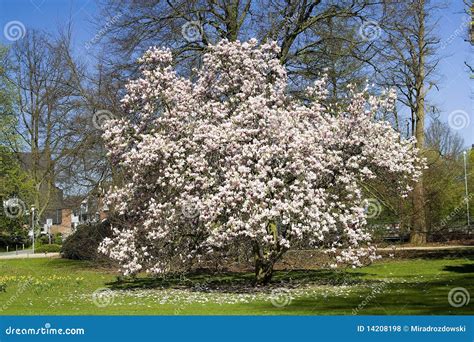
[375,0,443,244]
[5,29,116,221]
[95,0,378,97]
[54,29,124,198]
[6,31,74,219]
[425,118,464,158]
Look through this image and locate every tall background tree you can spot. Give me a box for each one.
[97,0,376,95]
[375,0,442,243]
[0,44,35,248]
[5,30,86,221]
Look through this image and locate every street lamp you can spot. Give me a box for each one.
[463,151,471,227]
[31,205,35,254]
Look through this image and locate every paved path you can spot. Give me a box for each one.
[0,249,32,256]
[378,245,474,251]
[0,250,59,260]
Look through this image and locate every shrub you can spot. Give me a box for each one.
[53,233,63,245]
[61,220,112,261]
[38,235,50,245]
[34,244,61,253]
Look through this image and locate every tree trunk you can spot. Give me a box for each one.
[253,240,285,285]
[410,0,427,245]
[411,180,427,244]
[254,255,274,286]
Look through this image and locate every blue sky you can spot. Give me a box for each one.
[0,0,472,147]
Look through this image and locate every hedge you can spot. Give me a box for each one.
[34,244,61,253]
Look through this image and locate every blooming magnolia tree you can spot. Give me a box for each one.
[99,39,423,284]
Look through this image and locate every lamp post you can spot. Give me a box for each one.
[463,151,470,227]
[31,205,35,254]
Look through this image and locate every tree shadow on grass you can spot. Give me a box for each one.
[254,278,474,315]
[106,268,375,293]
[443,264,474,273]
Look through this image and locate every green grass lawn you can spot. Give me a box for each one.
[0,255,472,315]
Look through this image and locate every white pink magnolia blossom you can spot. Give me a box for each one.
[99,39,423,278]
